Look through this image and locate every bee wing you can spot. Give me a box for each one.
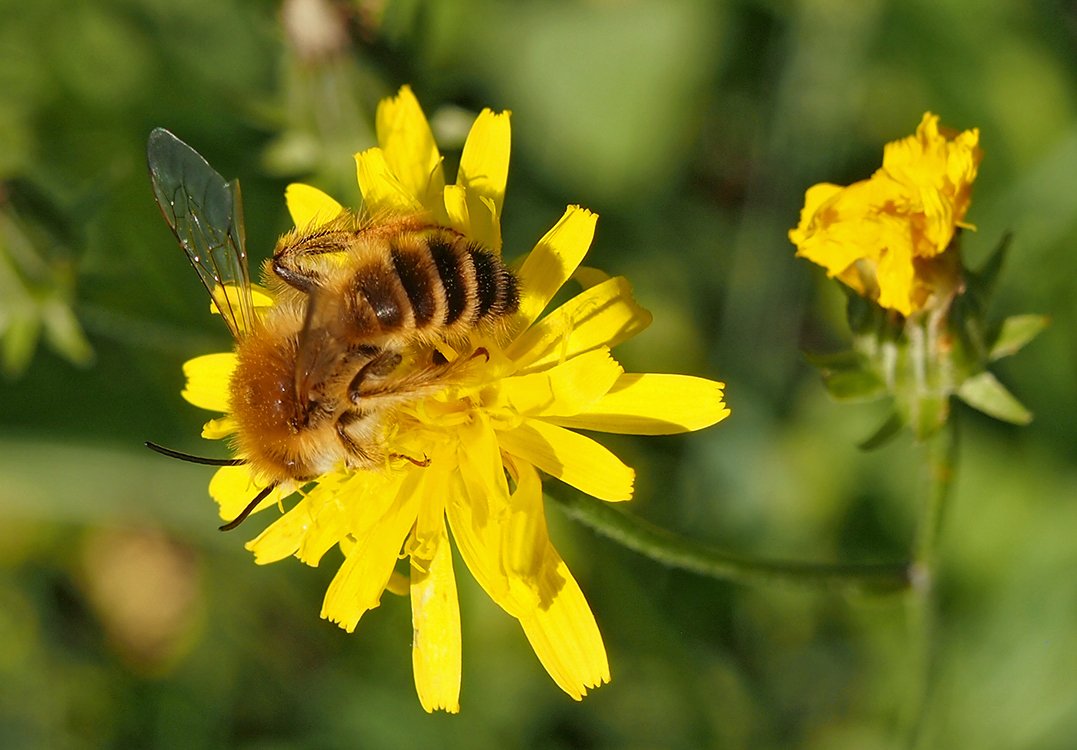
[147,128,256,339]
[293,287,354,408]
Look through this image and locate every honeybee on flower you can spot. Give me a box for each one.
[149,86,730,712]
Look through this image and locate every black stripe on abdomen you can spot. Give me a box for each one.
[469,247,519,318]
[391,245,437,326]
[429,237,469,324]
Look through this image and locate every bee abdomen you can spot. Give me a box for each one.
[385,229,518,336]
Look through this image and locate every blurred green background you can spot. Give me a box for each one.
[2,0,1075,747]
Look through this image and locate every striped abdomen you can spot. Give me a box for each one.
[348,226,519,342]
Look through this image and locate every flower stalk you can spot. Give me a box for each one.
[551,489,912,594]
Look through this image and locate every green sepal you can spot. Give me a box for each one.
[857,411,905,451]
[988,314,1049,362]
[964,231,1012,308]
[1,315,40,377]
[904,391,951,442]
[804,350,886,402]
[956,371,1032,425]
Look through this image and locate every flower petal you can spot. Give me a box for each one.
[208,284,273,316]
[245,474,350,567]
[549,373,731,434]
[506,276,651,372]
[513,206,597,329]
[494,347,623,418]
[376,85,446,211]
[285,183,343,228]
[442,184,469,237]
[505,461,609,699]
[447,424,613,699]
[355,147,424,215]
[497,420,634,501]
[446,417,523,616]
[208,465,280,525]
[182,353,235,411]
[518,559,610,700]
[201,416,236,439]
[320,472,421,633]
[410,512,462,714]
[245,493,313,564]
[457,108,510,251]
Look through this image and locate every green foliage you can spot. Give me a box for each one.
[1,0,1075,748]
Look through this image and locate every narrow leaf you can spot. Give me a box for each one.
[957,371,1032,425]
[858,411,905,451]
[966,231,1012,304]
[988,314,1049,361]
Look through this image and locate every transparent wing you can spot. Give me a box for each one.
[294,287,351,409]
[147,128,256,339]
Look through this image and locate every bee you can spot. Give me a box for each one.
[146,128,519,529]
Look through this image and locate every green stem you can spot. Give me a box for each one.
[905,417,960,747]
[551,491,912,595]
[913,417,959,572]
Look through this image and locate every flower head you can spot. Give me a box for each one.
[789,113,982,315]
[182,86,730,712]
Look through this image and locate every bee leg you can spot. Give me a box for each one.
[272,257,323,293]
[348,350,403,403]
[335,411,379,468]
[391,453,430,468]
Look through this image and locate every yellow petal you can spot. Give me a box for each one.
[182,353,235,411]
[376,85,446,211]
[789,180,879,275]
[787,182,843,250]
[208,465,280,525]
[497,420,634,502]
[470,195,501,252]
[285,183,343,229]
[873,231,916,316]
[245,475,348,567]
[355,147,424,215]
[518,557,610,700]
[320,472,421,632]
[410,515,462,714]
[513,206,597,329]
[506,276,651,372]
[501,458,547,579]
[445,417,523,616]
[494,348,623,418]
[385,571,409,596]
[245,494,313,564]
[442,188,500,252]
[200,416,235,439]
[442,184,469,238]
[457,108,510,252]
[504,461,610,699]
[208,284,273,316]
[549,373,731,435]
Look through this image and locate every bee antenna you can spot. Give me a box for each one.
[144,441,247,466]
[219,485,276,532]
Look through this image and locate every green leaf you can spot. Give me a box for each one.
[988,314,1049,361]
[858,411,905,451]
[804,349,863,371]
[965,231,1012,305]
[805,350,886,402]
[956,371,1032,425]
[1,315,40,376]
[907,393,951,441]
[42,298,94,367]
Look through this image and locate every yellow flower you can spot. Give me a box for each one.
[789,112,982,315]
[182,86,730,712]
